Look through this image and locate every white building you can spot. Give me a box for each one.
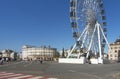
[108,38,120,61]
[1,49,18,60]
[22,45,58,60]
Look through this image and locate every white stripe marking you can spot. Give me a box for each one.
[0,72,6,73]
[28,76,43,79]
[8,75,33,79]
[0,72,58,79]
[0,74,22,78]
[0,73,14,76]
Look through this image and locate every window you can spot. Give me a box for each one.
[115,54,117,57]
[115,50,117,53]
[118,50,120,53]
[114,47,117,49]
[110,54,112,57]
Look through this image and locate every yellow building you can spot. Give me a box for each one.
[108,39,120,61]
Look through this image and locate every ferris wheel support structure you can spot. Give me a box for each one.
[67,22,111,64]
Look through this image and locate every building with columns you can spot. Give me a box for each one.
[22,45,58,61]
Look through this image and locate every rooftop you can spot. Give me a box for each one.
[110,38,120,45]
[115,38,120,43]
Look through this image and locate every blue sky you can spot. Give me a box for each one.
[0,0,120,52]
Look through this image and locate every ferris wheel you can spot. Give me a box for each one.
[67,0,110,61]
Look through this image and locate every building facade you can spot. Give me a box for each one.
[1,49,18,61]
[108,38,120,61]
[22,45,58,61]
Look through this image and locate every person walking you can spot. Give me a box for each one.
[40,58,43,64]
[0,58,4,65]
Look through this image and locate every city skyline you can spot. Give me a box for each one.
[0,0,120,52]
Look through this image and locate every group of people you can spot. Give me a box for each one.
[0,58,9,65]
[27,58,43,64]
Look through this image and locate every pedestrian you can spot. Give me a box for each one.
[0,58,4,65]
[6,58,9,63]
[0,59,2,65]
[40,58,43,64]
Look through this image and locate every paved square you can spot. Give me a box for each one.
[0,61,120,79]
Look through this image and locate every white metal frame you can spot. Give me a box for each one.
[67,22,111,60]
